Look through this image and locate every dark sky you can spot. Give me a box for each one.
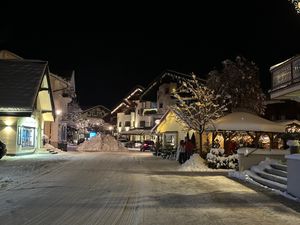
[1,1,300,109]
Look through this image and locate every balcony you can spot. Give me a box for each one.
[269,55,300,102]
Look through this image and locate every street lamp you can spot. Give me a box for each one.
[56,109,62,115]
[108,126,113,135]
[289,0,300,13]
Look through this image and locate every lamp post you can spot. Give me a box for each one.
[108,126,113,135]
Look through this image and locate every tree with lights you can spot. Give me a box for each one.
[67,112,104,134]
[207,56,266,115]
[171,74,231,153]
[64,102,105,143]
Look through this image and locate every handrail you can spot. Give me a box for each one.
[244,147,259,157]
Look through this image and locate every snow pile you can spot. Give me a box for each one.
[178,154,213,171]
[228,170,248,181]
[77,135,128,152]
[206,148,238,169]
[44,143,64,152]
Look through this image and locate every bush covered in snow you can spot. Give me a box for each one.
[206,148,238,169]
[77,135,128,152]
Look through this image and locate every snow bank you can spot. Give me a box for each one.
[77,135,128,152]
[228,170,248,181]
[44,143,64,152]
[178,154,214,171]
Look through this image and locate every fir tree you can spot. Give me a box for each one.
[207,56,266,115]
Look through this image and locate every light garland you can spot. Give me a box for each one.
[290,0,300,13]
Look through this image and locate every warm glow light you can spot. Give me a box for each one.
[56,109,62,115]
[125,127,130,131]
[4,126,13,133]
[155,119,160,124]
[3,119,14,126]
[108,126,113,130]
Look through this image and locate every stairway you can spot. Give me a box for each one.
[245,159,287,192]
[36,147,58,155]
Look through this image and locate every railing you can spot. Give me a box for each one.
[244,147,259,157]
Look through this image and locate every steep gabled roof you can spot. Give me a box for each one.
[0,59,48,116]
[111,85,144,115]
[0,50,23,60]
[140,69,206,101]
[81,105,111,114]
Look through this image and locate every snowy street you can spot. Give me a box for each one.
[0,151,300,225]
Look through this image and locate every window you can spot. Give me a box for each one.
[119,122,122,127]
[125,121,131,127]
[17,126,35,148]
[60,125,67,141]
[159,103,163,108]
[164,132,177,147]
[140,121,145,127]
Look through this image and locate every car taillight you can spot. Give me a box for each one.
[143,144,148,146]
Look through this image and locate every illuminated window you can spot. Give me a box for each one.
[17,126,35,147]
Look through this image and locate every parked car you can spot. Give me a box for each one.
[77,138,85,145]
[0,140,7,159]
[118,138,129,147]
[125,141,142,148]
[140,140,155,152]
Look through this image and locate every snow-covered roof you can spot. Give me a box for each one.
[276,120,300,126]
[206,112,285,133]
[140,69,205,101]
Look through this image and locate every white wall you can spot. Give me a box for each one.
[117,113,131,132]
[157,83,177,114]
[286,154,300,198]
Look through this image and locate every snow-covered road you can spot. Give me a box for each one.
[0,151,299,225]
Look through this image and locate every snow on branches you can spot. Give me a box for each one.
[65,111,104,133]
[171,73,231,134]
[207,56,266,115]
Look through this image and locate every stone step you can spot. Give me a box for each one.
[270,163,287,172]
[254,170,287,185]
[264,167,287,178]
[245,170,287,192]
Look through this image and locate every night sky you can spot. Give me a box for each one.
[1,1,300,109]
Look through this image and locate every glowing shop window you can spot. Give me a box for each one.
[18,126,35,147]
[165,133,176,146]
